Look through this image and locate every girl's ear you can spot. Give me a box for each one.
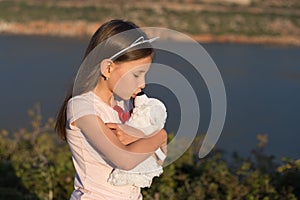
[100,59,113,79]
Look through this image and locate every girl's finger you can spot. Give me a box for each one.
[105,123,118,130]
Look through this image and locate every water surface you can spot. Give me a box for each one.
[1,35,299,160]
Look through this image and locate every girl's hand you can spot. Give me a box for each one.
[155,129,168,165]
[161,138,167,155]
[159,129,168,150]
[106,123,144,145]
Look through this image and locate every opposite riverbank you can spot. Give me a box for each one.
[0,0,300,46]
[1,20,300,46]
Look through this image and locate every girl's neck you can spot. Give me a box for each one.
[93,82,114,107]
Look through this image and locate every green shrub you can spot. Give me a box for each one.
[0,107,299,199]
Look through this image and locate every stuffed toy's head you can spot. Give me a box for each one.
[126,94,167,135]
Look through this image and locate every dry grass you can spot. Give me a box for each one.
[0,0,299,45]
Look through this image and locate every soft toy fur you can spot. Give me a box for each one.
[108,94,167,187]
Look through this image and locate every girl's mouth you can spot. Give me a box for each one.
[132,90,144,98]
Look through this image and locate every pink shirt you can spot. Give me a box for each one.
[66,91,142,200]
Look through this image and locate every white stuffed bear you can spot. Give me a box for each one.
[108,94,167,188]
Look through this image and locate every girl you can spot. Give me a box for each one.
[55,19,167,200]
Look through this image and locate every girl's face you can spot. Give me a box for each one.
[109,56,152,100]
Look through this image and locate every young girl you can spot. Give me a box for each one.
[55,19,167,200]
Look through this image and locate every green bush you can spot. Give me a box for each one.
[0,106,299,199]
[0,104,74,200]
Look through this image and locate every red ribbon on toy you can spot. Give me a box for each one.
[113,105,131,124]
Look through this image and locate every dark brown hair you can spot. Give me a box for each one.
[55,19,154,140]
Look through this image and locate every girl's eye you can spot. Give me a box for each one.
[133,74,139,78]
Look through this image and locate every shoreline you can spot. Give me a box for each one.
[1,20,299,47]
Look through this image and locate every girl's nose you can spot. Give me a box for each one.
[138,78,146,90]
[140,83,146,89]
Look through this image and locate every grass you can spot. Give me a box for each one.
[159,9,294,36]
[0,0,299,37]
[0,1,112,22]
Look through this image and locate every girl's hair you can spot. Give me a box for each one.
[55,19,154,141]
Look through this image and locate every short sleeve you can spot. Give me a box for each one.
[66,95,98,130]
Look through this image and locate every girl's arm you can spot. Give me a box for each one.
[74,115,167,170]
[106,123,146,145]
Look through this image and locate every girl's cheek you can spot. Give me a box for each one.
[123,78,137,98]
[114,73,142,99]
[137,76,145,88]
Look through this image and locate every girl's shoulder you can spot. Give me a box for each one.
[68,91,104,108]
[68,90,94,102]
[66,91,97,121]
[67,91,118,123]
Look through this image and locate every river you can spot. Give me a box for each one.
[1,35,299,160]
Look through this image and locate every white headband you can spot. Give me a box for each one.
[109,36,159,60]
